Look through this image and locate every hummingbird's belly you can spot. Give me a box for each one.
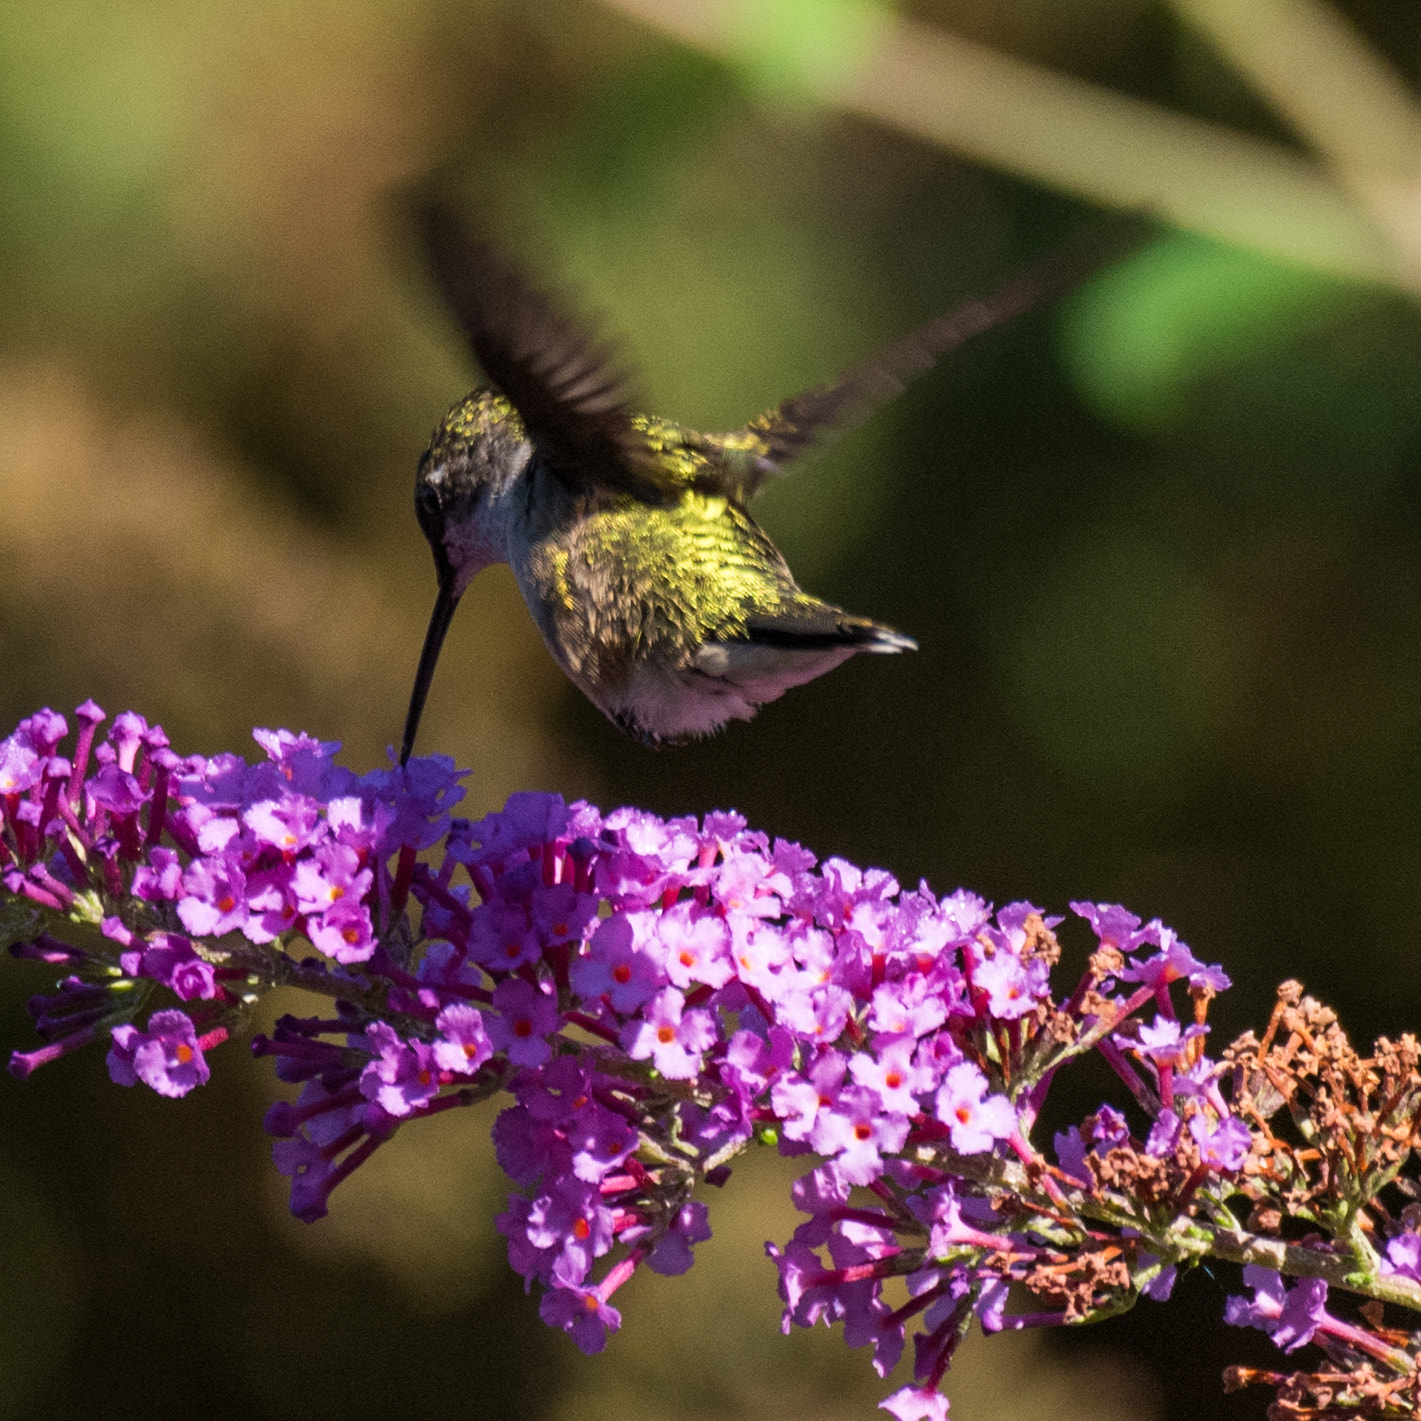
[607,639,861,743]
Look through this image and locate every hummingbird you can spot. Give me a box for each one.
[400,205,1106,764]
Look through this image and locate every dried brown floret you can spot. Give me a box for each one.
[1088,945,1125,980]
[1020,1241,1132,1321]
[1018,913,1062,966]
[1247,1203,1284,1234]
[1092,1146,1179,1208]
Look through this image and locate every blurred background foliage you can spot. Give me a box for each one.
[2,0,1420,1416]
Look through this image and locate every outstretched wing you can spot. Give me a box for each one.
[419,203,683,502]
[701,218,1144,502]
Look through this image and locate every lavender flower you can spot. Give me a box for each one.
[107,1009,213,1097]
[1225,1267,1330,1353]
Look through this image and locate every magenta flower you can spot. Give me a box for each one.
[620,987,717,1079]
[359,1021,439,1116]
[569,913,662,1014]
[1384,1231,1421,1282]
[432,1003,492,1075]
[131,846,183,902]
[1069,901,1145,951]
[657,900,734,990]
[849,1037,928,1117]
[934,1062,1017,1154]
[1224,1266,1329,1353]
[487,977,559,1067]
[306,897,376,964]
[243,867,299,944]
[1135,1014,1202,1063]
[106,1010,211,1098]
[538,1282,621,1355]
[1145,1108,1182,1157]
[0,737,41,794]
[525,1176,615,1286]
[866,973,948,1039]
[469,902,541,971]
[1189,1112,1251,1171]
[1121,922,1230,992]
[772,1049,846,1142]
[727,912,794,991]
[972,948,1047,1020]
[176,857,248,938]
[810,1083,910,1185]
[644,1201,712,1276]
[290,842,369,914]
[85,763,150,817]
[881,1385,951,1421]
[563,1103,638,1184]
[528,882,598,947]
[119,933,218,1002]
[243,796,322,854]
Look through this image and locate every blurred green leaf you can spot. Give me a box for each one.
[719,0,894,101]
[1059,230,1379,430]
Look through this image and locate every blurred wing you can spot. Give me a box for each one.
[705,217,1146,501]
[419,204,680,501]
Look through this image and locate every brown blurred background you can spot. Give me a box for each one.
[4,1,1421,1417]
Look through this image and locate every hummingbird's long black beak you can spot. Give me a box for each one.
[400,571,462,766]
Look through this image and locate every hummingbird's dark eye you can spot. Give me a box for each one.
[415,483,441,533]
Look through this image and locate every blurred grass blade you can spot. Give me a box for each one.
[601,0,1405,288]
[1171,0,1421,276]
[1171,0,1421,186]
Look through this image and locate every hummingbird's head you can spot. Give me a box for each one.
[402,387,533,766]
[415,388,533,595]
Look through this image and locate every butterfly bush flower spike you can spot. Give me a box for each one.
[7,704,1421,1419]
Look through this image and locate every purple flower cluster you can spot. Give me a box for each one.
[5,705,1336,1418]
[1,704,460,1088]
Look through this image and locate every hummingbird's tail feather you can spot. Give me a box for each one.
[718,215,1147,498]
[860,627,918,655]
[740,607,917,654]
